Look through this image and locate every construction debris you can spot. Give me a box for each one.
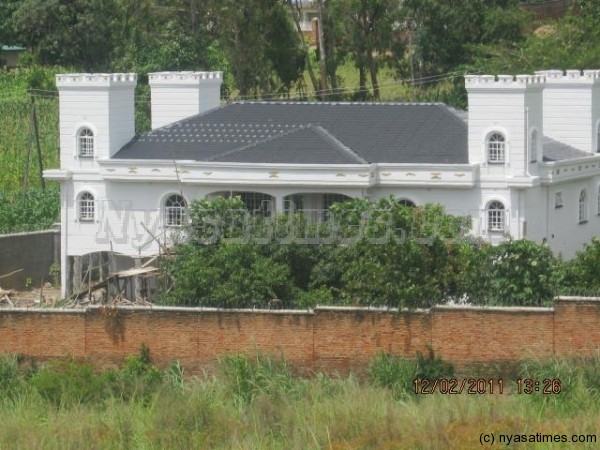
[0,289,15,306]
[66,265,160,308]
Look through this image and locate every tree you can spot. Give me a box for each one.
[473,0,600,74]
[465,239,559,306]
[111,0,217,74]
[0,0,22,46]
[286,0,320,96]
[12,0,117,70]
[210,0,305,98]
[335,0,401,99]
[401,0,528,78]
[560,238,600,296]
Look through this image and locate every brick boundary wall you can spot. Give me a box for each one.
[0,297,598,374]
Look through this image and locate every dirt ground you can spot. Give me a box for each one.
[0,283,62,308]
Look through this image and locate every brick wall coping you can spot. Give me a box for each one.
[555,296,600,303]
[0,304,562,315]
[314,305,429,313]
[86,305,313,315]
[0,228,59,238]
[0,307,86,313]
[432,305,554,313]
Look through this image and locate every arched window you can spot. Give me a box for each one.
[487,132,506,164]
[164,194,187,227]
[579,189,588,223]
[530,130,538,163]
[487,201,505,232]
[397,198,416,207]
[78,128,94,157]
[78,192,95,221]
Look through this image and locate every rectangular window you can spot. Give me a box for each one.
[555,192,563,209]
[79,199,94,221]
[488,210,504,232]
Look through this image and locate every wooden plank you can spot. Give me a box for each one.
[0,269,23,280]
[109,266,160,278]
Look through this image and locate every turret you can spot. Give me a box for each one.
[149,71,223,129]
[465,74,545,176]
[536,69,600,153]
[55,73,137,168]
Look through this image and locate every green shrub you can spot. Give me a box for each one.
[28,360,115,407]
[116,344,163,402]
[217,354,297,406]
[465,239,559,306]
[519,354,600,413]
[0,355,22,401]
[416,346,454,381]
[369,352,419,399]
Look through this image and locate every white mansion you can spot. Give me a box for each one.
[45,70,600,296]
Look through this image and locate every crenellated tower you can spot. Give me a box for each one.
[465,74,545,177]
[55,73,137,169]
[148,71,223,130]
[536,69,600,153]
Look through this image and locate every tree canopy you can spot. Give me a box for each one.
[160,196,597,309]
[3,0,599,102]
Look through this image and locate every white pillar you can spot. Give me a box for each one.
[275,195,284,214]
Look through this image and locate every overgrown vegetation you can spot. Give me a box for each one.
[162,196,600,309]
[0,350,599,448]
[0,188,59,234]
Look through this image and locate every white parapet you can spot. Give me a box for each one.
[149,71,223,130]
[535,69,600,84]
[148,71,222,85]
[465,74,546,89]
[56,73,137,88]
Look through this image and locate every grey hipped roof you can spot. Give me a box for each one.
[542,136,592,162]
[114,101,469,164]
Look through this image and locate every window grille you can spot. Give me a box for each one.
[487,201,505,232]
[78,192,95,221]
[487,133,506,164]
[78,128,94,157]
[165,194,187,226]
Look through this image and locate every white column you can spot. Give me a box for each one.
[275,195,284,214]
[60,181,69,298]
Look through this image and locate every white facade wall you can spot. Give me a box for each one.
[538,69,600,153]
[544,178,600,258]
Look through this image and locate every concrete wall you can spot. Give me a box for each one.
[0,298,597,374]
[0,228,60,289]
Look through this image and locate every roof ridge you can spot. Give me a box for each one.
[310,125,368,164]
[205,125,306,161]
[436,104,469,130]
[232,100,448,107]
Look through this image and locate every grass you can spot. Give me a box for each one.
[0,69,60,194]
[0,351,599,449]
